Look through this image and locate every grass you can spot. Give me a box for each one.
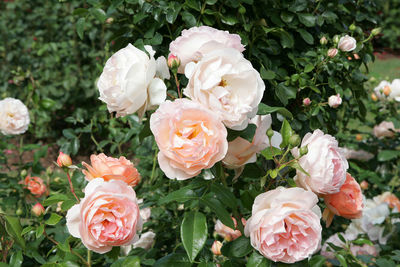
[366,55,400,81]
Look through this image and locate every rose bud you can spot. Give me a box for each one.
[167,53,181,69]
[355,134,363,141]
[360,180,369,190]
[32,203,45,216]
[353,53,360,60]
[320,36,328,45]
[328,94,342,108]
[333,35,340,44]
[327,48,338,58]
[211,240,222,255]
[371,92,378,101]
[57,151,72,167]
[371,27,382,36]
[347,56,352,60]
[303,97,311,106]
[383,85,391,96]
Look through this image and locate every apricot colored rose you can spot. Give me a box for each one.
[22,176,47,197]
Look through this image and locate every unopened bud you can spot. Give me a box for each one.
[333,35,340,44]
[57,151,72,167]
[371,27,381,36]
[167,54,181,69]
[327,48,338,58]
[356,134,363,141]
[371,93,378,102]
[320,36,328,45]
[303,98,311,106]
[383,85,391,96]
[266,128,274,138]
[353,53,360,60]
[32,203,45,216]
[289,134,301,147]
[20,169,27,177]
[211,240,222,255]
[349,24,356,31]
[106,17,114,24]
[16,208,23,216]
[360,180,369,190]
[300,145,308,156]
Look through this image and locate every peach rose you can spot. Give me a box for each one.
[150,99,228,180]
[222,115,282,169]
[211,240,222,255]
[323,173,363,226]
[22,176,47,197]
[245,187,322,263]
[169,26,245,73]
[82,153,141,187]
[66,179,142,253]
[291,130,348,195]
[214,217,245,241]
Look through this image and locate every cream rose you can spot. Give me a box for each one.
[389,79,400,101]
[169,26,245,73]
[338,35,357,52]
[150,99,228,180]
[66,179,142,253]
[292,130,348,195]
[373,121,399,138]
[245,187,322,263]
[222,115,282,169]
[0,98,30,135]
[97,44,168,118]
[184,48,264,130]
[328,94,342,108]
[373,80,390,99]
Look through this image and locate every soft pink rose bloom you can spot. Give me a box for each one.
[292,130,348,195]
[66,178,142,254]
[222,115,282,169]
[303,98,311,106]
[32,203,45,216]
[184,48,264,130]
[169,26,245,73]
[214,217,245,241]
[82,153,141,187]
[57,151,72,167]
[338,35,357,52]
[211,240,223,255]
[373,121,399,138]
[328,94,342,108]
[327,48,338,58]
[324,173,363,221]
[245,187,322,263]
[22,176,47,197]
[150,99,228,180]
[341,147,374,161]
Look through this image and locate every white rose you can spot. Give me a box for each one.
[97,44,168,118]
[373,80,390,99]
[291,129,348,194]
[338,35,357,52]
[139,207,151,223]
[389,79,400,101]
[0,98,30,135]
[121,231,156,255]
[223,115,282,169]
[328,94,342,108]
[184,48,265,130]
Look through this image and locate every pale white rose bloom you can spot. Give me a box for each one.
[373,121,399,138]
[389,79,400,101]
[97,44,167,118]
[0,98,30,135]
[373,80,390,99]
[184,48,265,130]
[121,231,156,255]
[341,147,374,161]
[223,115,282,169]
[328,94,342,108]
[338,35,357,52]
[140,207,151,223]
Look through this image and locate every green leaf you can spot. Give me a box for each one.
[351,238,373,246]
[185,0,201,11]
[36,224,44,239]
[21,226,34,236]
[44,194,70,206]
[199,262,217,267]
[200,196,235,229]
[304,63,314,73]
[280,11,294,23]
[9,250,23,267]
[278,31,294,48]
[76,18,85,40]
[298,29,314,44]
[280,119,293,148]
[182,11,196,27]
[257,103,293,119]
[335,254,348,267]
[377,150,400,161]
[297,13,316,27]
[275,83,297,105]
[153,253,191,267]
[221,236,253,258]
[289,162,310,176]
[181,211,207,262]
[73,8,88,16]
[210,183,237,210]
[308,255,326,267]
[261,147,282,160]
[246,251,271,267]
[4,216,25,250]
[57,238,71,252]
[45,213,63,225]
[122,256,141,267]
[139,119,151,142]
[260,67,276,80]
[221,15,238,26]
[227,124,257,142]
[158,187,198,205]
[89,8,107,23]
[71,138,80,155]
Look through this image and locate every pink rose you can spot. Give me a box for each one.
[214,217,245,241]
[245,187,322,263]
[292,130,348,195]
[338,35,357,52]
[57,151,72,167]
[82,153,141,187]
[328,94,342,108]
[150,99,228,180]
[21,176,47,197]
[66,179,142,253]
[222,115,282,169]
[32,203,45,216]
[169,26,245,73]
[327,48,338,58]
[211,240,222,255]
[323,173,363,226]
[373,121,399,138]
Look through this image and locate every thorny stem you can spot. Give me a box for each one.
[66,170,80,203]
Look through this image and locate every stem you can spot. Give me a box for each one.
[87,250,91,267]
[149,145,158,184]
[91,134,103,153]
[174,74,182,98]
[66,170,80,203]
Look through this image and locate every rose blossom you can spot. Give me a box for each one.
[323,173,363,226]
[327,48,338,58]
[291,130,348,195]
[328,94,342,108]
[66,179,142,253]
[222,115,282,169]
[32,203,45,216]
[389,79,400,102]
[150,99,228,180]
[245,187,322,263]
[184,48,265,130]
[57,151,72,167]
[22,176,47,197]
[214,217,245,241]
[97,44,168,118]
[211,240,222,255]
[338,35,357,52]
[374,192,400,212]
[373,80,390,99]
[373,121,399,138]
[303,98,311,106]
[169,26,245,73]
[82,153,141,187]
[341,147,374,161]
[0,98,30,135]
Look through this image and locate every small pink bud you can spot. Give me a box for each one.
[211,240,222,255]
[360,180,369,190]
[57,151,72,167]
[167,53,181,69]
[320,36,328,45]
[353,53,360,60]
[327,48,338,58]
[303,98,311,106]
[8,79,14,84]
[32,203,45,216]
